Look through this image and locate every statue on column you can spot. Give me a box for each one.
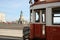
[18,11,24,24]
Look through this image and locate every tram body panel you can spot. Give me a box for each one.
[34,24,42,38]
[46,26,60,40]
[30,24,35,39]
[30,23,46,39]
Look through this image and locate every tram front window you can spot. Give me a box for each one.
[35,12,40,22]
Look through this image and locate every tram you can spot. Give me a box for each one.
[29,0,60,40]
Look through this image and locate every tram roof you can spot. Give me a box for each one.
[30,1,60,7]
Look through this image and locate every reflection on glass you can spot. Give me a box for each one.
[54,14,60,16]
[42,14,45,22]
[35,12,40,22]
[53,17,60,23]
[36,13,39,20]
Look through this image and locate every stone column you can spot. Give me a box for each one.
[32,9,36,23]
[46,8,52,26]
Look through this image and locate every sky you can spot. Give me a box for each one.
[0,0,30,22]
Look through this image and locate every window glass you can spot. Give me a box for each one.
[35,12,40,22]
[42,14,45,22]
[36,13,39,21]
[53,17,60,24]
[54,14,60,16]
[52,8,60,24]
[53,14,60,24]
[42,10,45,23]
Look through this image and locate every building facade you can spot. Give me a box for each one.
[0,13,6,22]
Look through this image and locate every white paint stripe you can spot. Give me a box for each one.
[30,2,60,9]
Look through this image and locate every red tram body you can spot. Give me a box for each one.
[29,0,60,40]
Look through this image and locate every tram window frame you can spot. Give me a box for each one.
[52,8,60,25]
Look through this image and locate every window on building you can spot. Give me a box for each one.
[52,7,60,25]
